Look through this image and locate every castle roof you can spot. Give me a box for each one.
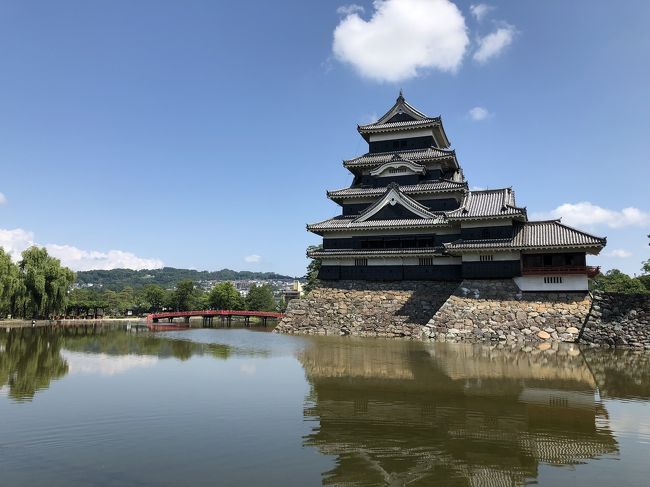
[343,147,457,170]
[307,216,449,234]
[357,92,451,147]
[446,188,527,221]
[327,180,467,201]
[444,220,607,253]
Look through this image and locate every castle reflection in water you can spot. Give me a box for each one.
[300,339,649,487]
[2,326,650,486]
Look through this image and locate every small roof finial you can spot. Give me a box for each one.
[397,89,404,101]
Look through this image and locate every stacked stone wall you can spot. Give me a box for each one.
[277,280,649,348]
[275,280,458,338]
[579,291,650,349]
[422,280,590,343]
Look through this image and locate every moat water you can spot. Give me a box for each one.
[1,325,649,486]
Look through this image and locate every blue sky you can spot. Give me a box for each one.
[1,0,649,276]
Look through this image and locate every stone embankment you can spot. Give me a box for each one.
[579,291,650,349]
[274,280,458,338]
[422,280,590,343]
[277,280,650,348]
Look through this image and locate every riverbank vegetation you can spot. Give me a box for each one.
[67,281,281,317]
[0,247,75,320]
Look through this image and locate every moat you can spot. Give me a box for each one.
[1,325,649,486]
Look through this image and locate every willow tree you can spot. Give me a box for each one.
[0,248,20,317]
[18,247,75,319]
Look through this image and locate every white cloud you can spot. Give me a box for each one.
[244,254,261,264]
[333,0,469,82]
[469,106,490,120]
[473,24,516,63]
[470,186,485,191]
[0,192,6,205]
[469,3,493,22]
[605,249,633,258]
[337,4,364,16]
[531,202,650,229]
[62,351,158,376]
[0,228,35,260]
[0,226,163,271]
[46,244,164,271]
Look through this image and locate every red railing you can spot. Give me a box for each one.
[522,266,600,277]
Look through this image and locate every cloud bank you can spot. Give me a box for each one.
[469,3,493,22]
[333,0,470,82]
[473,24,516,63]
[531,202,650,229]
[244,254,261,264]
[0,227,164,271]
[469,106,490,120]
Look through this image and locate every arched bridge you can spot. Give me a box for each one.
[146,309,284,329]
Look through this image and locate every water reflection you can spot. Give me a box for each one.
[300,340,620,486]
[0,325,231,401]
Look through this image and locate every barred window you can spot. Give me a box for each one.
[419,257,435,266]
[544,276,563,284]
[480,255,494,262]
[354,258,368,266]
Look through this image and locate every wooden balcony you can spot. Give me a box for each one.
[522,266,600,277]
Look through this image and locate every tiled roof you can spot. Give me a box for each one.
[327,180,467,200]
[307,216,449,233]
[358,117,441,132]
[308,248,445,258]
[446,188,526,220]
[344,147,456,168]
[444,220,606,252]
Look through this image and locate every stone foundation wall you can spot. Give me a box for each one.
[579,291,650,349]
[422,280,590,343]
[275,280,458,338]
[277,280,649,348]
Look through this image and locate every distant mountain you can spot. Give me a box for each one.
[75,267,296,290]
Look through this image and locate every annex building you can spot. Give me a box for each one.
[308,93,605,292]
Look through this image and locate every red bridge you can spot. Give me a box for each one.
[146,310,284,330]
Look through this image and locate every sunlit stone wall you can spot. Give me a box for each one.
[277,280,649,348]
[580,291,650,349]
[275,280,458,338]
[423,279,591,343]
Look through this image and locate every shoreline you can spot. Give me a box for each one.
[0,317,146,328]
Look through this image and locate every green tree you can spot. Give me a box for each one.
[276,296,287,313]
[208,282,244,310]
[245,284,276,311]
[593,269,648,294]
[172,280,197,311]
[18,247,75,319]
[304,244,322,294]
[0,248,20,318]
[139,284,167,313]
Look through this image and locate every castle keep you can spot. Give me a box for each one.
[307,93,605,292]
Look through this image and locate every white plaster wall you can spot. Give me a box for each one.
[514,275,589,291]
[462,252,520,262]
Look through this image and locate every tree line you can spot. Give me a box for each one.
[67,280,282,317]
[0,246,283,319]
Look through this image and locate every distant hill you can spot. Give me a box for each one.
[75,267,296,290]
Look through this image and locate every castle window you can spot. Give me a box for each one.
[480,255,494,262]
[543,276,563,284]
[355,258,368,266]
[419,257,435,266]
